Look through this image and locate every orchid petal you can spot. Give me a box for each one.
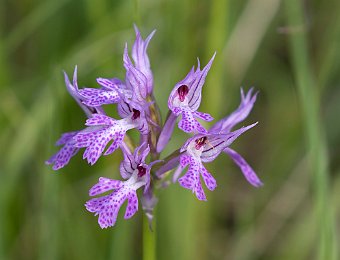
[210,88,257,133]
[224,147,263,187]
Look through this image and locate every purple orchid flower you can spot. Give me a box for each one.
[119,143,155,192]
[209,88,261,188]
[46,68,104,170]
[71,44,154,166]
[85,174,143,229]
[171,88,262,200]
[156,54,216,153]
[174,123,259,200]
[168,53,215,133]
[73,109,147,165]
[85,143,159,228]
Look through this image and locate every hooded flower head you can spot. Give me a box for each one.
[123,44,149,105]
[167,53,216,134]
[131,25,155,95]
[120,143,157,192]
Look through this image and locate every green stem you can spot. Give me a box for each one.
[143,213,156,260]
[284,1,336,259]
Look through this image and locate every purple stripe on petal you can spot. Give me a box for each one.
[132,25,155,94]
[96,77,125,91]
[187,53,216,111]
[123,44,148,102]
[201,123,258,162]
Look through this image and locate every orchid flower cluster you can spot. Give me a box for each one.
[46,26,262,229]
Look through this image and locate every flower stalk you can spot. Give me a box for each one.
[143,212,156,260]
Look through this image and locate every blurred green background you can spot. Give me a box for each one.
[1,0,340,259]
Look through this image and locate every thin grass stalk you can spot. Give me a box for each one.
[4,0,69,55]
[205,0,229,117]
[284,1,336,259]
[201,0,229,258]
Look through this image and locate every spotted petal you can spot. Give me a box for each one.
[193,111,214,122]
[74,125,125,165]
[178,109,207,134]
[46,140,79,170]
[178,155,209,201]
[89,177,123,196]
[200,165,217,191]
[97,77,125,91]
[124,190,139,219]
[85,114,116,126]
[46,131,79,170]
[85,191,127,229]
[79,88,121,106]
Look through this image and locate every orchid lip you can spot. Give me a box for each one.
[132,109,141,120]
[137,164,146,177]
[195,136,207,150]
[177,85,189,102]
